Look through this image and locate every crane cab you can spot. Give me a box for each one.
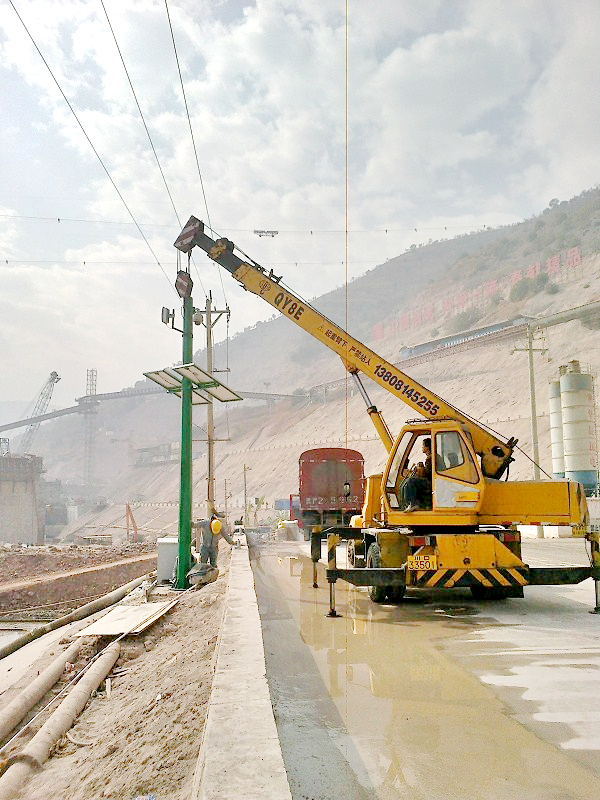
[375,419,588,530]
[382,420,484,527]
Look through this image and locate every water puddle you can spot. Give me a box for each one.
[254,544,600,799]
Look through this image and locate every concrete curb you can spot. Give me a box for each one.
[189,542,292,799]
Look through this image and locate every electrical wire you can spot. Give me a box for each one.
[100,0,207,298]
[342,0,350,760]
[100,0,180,230]
[2,256,396,267]
[0,212,497,237]
[8,0,173,290]
[163,0,210,233]
[163,0,224,306]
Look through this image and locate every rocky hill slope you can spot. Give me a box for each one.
[25,188,600,517]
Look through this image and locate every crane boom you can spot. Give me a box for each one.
[178,218,515,479]
[19,371,61,454]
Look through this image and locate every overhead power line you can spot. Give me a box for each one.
[163,0,211,232]
[164,0,228,305]
[100,0,181,230]
[2,258,391,267]
[100,0,205,298]
[0,213,498,236]
[8,0,173,289]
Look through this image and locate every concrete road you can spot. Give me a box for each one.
[249,533,600,800]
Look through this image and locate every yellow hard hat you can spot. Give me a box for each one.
[210,518,222,535]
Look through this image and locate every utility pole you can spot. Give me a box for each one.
[224,478,232,527]
[513,325,547,539]
[527,326,541,481]
[194,293,229,517]
[243,464,251,526]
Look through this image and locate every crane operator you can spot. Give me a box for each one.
[403,437,432,512]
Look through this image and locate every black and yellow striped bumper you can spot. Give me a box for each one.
[411,567,529,589]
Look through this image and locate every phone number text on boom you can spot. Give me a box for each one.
[373,365,439,415]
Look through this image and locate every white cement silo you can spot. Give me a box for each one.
[559,361,598,493]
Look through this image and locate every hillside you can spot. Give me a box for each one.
[197,187,600,394]
[21,187,600,517]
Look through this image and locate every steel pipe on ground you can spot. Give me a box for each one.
[0,639,82,743]
[0,642,120,800]
[0,572,154,660]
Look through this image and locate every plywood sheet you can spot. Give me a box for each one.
[75,601,178,636]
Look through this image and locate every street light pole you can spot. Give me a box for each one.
[175,271,194,589]
[205,296,215,518]
[165,218,243,588]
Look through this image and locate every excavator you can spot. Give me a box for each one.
[175,217,600,606]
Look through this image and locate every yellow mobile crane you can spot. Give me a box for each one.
[176,217,599,607]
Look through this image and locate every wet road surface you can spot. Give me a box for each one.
[249,534,600,800]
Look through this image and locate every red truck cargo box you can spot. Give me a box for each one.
[299,448,365,512]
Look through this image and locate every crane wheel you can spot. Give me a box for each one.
[387,585,406,602]
[366,543,387,603]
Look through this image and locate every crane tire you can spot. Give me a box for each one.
[366,543,387,603]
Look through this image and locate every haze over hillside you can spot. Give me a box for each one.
[10,188,600,512]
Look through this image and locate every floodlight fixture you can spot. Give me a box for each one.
[175,270,193,298]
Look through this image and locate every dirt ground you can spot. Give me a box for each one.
[0,544,158,618]
[2,544,232,800]
[0,543,155,583]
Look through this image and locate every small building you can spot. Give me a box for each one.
[0,454,44,544]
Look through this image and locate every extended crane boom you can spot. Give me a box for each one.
[175,215,598,608]
[18,371,61,454]
[177,217,514,479]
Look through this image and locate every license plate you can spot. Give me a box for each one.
[407,554,437,571]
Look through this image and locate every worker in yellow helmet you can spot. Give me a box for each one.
[195,512,236,568]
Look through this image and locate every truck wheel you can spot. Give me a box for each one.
[366,543,387,603]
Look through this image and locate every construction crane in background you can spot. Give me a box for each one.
[18,371,61,455]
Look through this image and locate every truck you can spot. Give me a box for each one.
[175,217,600,609]
[291,448,365,541]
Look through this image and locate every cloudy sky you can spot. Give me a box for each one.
[1,0,599,414]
